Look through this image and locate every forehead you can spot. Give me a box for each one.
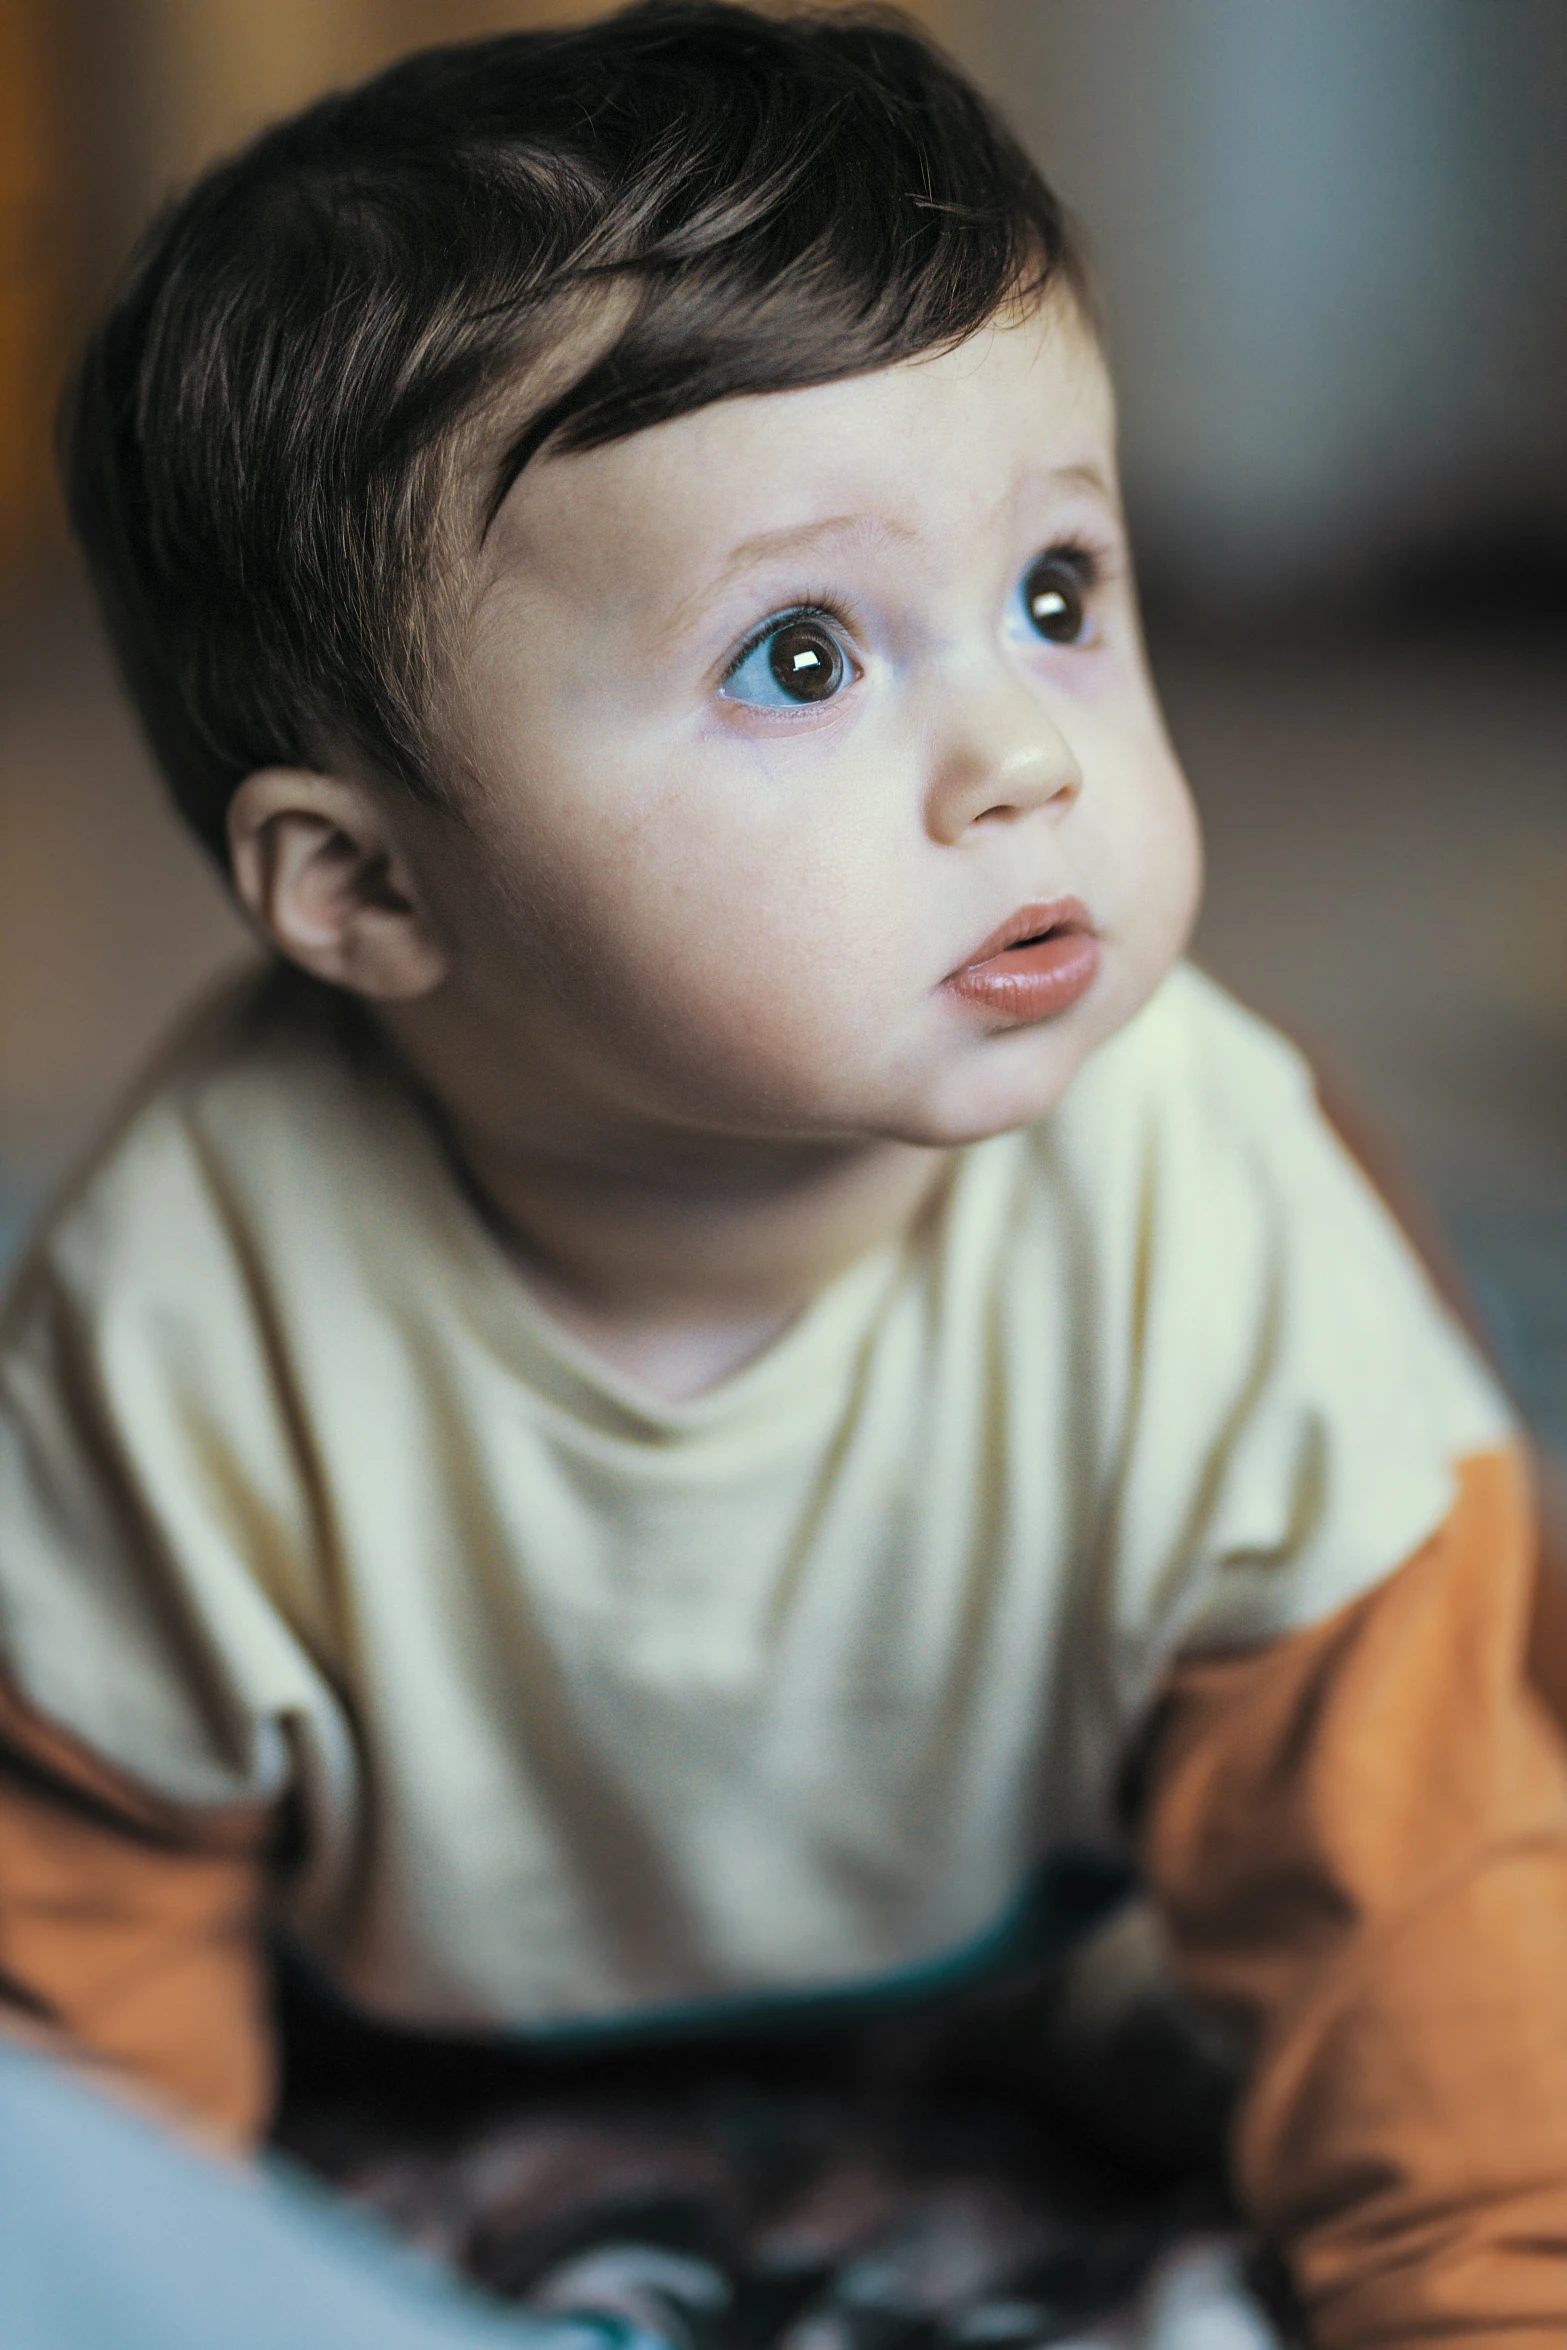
[475,297,1116,614]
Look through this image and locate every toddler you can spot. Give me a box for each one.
[4,7,1567,2341]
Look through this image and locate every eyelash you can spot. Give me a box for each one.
[1041,537,1104,586]
[720,592,857,689]
[716,534,1115,691]
[1030,536,1111,607]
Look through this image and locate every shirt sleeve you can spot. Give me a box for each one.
[0,1663,278,2146]
[1043,968,1518,1727]
[1140,1445,1567,2346]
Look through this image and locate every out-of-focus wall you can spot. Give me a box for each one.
[967,0,1567,610]
[4,0,1563,606]
[0,0,77,570]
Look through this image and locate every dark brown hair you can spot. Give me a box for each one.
[62,1,1088,863]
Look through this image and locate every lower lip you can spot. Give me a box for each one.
[943,928,1101,1023]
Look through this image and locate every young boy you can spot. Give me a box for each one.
[4,3,1567,2339]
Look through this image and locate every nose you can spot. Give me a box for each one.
[922,665,1082,847]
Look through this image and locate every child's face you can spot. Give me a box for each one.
[420,296,1200,1150]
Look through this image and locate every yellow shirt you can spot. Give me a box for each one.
[0,961,1509,2032]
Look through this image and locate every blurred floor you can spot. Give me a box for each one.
[1,578,1564,1448]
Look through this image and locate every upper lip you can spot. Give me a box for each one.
[946,896,1095,978]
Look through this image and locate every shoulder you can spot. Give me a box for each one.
[1020,965,1514,1661]
[1013,964,1328,1317]
[0,968,381,1801]
[1035,961,1444,1273]
[1,962,428,1341]
[1045,960,1314,1162]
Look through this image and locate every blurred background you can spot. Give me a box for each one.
[1,0,1564,1447]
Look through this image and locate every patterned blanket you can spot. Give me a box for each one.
[275,1909,1296,2350]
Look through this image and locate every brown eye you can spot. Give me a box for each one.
[1023,553,1088,645]
[768,618,845,702]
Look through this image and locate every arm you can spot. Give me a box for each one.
[1141,1446,1567,2347]
[0,1667,277,2146]
[1307,1049,1567,1729]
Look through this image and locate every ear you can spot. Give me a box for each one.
[227,769,449,1000]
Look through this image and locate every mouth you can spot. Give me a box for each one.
[941,897,1101,1024]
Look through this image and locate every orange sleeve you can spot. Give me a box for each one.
[0,1668,279,2146]
[1141,1447,1567,2347]
[1527,1448,1567,1733]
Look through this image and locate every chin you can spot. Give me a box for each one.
[883,1032,1102,1149]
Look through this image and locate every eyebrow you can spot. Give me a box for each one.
[706,512,919,592]
[1044,459,1117,503]
[651,513,918,646]
[710,461,1117,585]
[668,461,1119,630]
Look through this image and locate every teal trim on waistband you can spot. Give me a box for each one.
[285,1846,1136,2054]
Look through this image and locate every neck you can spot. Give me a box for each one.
[483,1132,950,1395]
[379,1011,952,1401]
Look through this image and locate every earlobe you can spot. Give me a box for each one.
[227,768,449,1000]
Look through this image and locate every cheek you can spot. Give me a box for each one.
[605,724,916,967]
[1074,725,1201,945]
[617,800,913,1049]
[1124,758,1201,914]
[468,744,912,1088]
